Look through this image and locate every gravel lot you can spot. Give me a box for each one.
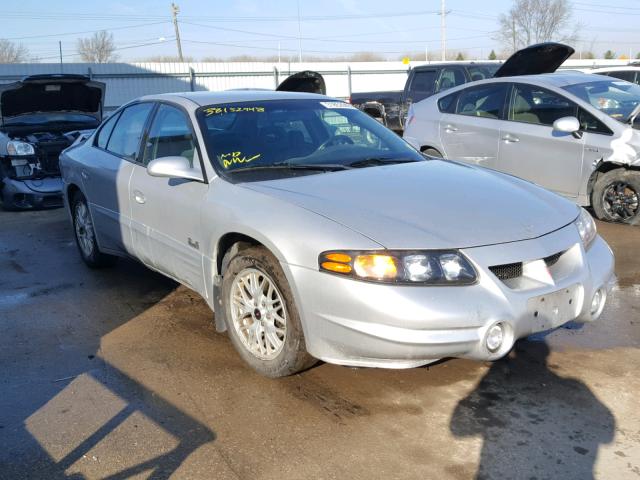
[1,207,638,479]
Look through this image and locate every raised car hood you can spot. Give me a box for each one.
[244,161,579,249]
[493,42,575,78]
[277,71,326,95]
[0,74,105,122]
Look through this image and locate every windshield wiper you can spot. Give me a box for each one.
[347,157,420,168]
[226,163,351,174]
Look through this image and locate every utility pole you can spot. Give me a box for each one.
[296,0,303,63]
[58,41,63,72]
[512,18,516,53]
[171,3,184,62]
[440,0,446,61]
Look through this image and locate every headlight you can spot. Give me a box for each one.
[574,208,597,249]
[319,250,477,285]
[7,141,35,156]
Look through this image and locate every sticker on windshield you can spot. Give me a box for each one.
[203,106,265,116]
[219,151,261,169]
[320,101,355,109]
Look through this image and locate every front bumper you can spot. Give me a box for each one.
[1,176,64,209]
[285,225,615,368]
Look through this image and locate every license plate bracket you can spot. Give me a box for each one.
[527,284,581,333]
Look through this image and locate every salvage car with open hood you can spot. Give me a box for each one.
[0,74,105,210]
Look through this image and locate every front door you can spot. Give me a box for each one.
[129,103,208,295]
[439,82,509,169]
[497,83,584,198]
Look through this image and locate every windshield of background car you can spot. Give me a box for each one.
[3,112,98,125]
[563,79,640,121]
[196,99,423,176]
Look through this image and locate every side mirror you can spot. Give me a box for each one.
[553,116,581,137]
[147,156,203,182]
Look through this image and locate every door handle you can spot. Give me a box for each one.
[81,170,89,180]
[133,190,146,204]
[444,124,458,133]
[502,134,520,143]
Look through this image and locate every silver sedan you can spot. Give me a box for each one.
[60,91,614,377]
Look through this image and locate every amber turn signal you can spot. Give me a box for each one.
[321,261,352,273]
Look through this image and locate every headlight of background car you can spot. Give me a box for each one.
[319,250,477,285]
[7,141,35,156]
[574,208,597,249]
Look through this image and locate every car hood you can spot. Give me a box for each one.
[243,160,579,249]
[0,74,105,122]
[493,42,575,78]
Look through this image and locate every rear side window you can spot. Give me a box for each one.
[438,92,458,113]
[410,70,437,94]
[107,103,155,161]
[456,84,508,119]
[436,67,466,93]
[95,112,120,150]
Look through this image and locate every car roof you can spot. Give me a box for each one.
[413,62,499,70]
[590,66,640,72]
[138,90,332,107]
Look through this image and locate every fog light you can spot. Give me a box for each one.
[486,323,504,352]
[590,288,605,316]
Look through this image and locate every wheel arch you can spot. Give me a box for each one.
[65,182,82,214]
[587,161,640,200]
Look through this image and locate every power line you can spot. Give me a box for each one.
[3,21,168,41]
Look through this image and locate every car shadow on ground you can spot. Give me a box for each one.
[450,341,615,480]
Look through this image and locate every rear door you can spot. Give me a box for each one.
[129,102,208,295]
[438,82,509,169]
[497,83,584,198]
[82,103,154,254]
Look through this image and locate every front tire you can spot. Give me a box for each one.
[221,246,316,377]
[592,169,640,225]
[71,192,118,268]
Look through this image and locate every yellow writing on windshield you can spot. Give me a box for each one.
[220,151,261,169]
[204,106,265,116]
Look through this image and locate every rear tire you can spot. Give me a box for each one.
[71,192,118,268]
[422,147,443,158]
[592,169,640,225]
[222,246,316,377]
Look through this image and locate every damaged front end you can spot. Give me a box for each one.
[0,75,104,210]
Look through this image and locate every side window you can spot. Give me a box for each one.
[438,92,458,113]
[106,103,154,161]
[409,70,437,101]
[142,104,197,167]
[456,84,508,119]
[509,84,576,126]
[604,71,636,83]
[95,112,120,150]
[436,68,466,93]
[578,108,613,135]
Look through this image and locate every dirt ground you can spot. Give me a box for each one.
[0,208,638,480]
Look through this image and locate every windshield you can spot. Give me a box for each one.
[196,99,423,178]
[4,112,98,125]
[563,79,640,121]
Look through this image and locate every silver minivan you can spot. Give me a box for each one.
[404,45,640,225]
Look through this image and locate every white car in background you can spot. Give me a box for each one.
[404,44,640,224]
[590,66,640,86]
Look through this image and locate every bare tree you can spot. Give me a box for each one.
[77,31,117,63]
[0,39,28,63]
[496,0,577,52]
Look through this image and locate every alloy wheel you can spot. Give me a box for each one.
[602,181,640,221]
[74,202,95,258]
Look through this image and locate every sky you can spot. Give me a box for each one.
[2,0,639,62]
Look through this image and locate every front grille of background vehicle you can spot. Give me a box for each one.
[489,262,523,280]
[489,250,566,282]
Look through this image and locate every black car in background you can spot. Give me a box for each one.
[349,62,500,132]
[0,74,105,210]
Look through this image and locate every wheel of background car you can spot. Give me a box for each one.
[221,246,316,377]
[592,169,640,225]
[71,192,118,268]
[318,134,354,150]
[422,147,443,158]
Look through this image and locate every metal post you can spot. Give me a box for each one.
[347,66,352,97]
[441,0,446,61]
[189,67,195,91]
[297,0,303,63]
[87,67,93,80]
[59,41,63,72]
[273,66,279,89]
[172,3,184,62]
